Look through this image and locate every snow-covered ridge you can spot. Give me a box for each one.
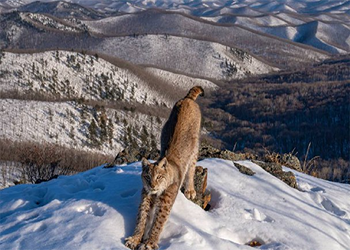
[0,50,216,156]
[2,0,349,15]
[205,13,350,54]
[0,51,216,106]
[0,7,333,71]
[2,0,347,55]
[97,35,274,80]
[0,50,151,104]
[20,12,83,32]
[0,159,349,249]
[0,98,163,156]
[78,11,328,69]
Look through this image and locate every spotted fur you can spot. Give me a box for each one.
[125,86,204,250]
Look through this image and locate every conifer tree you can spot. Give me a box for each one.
[88,119,99,147]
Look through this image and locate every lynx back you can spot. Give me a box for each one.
[125,86,204,250]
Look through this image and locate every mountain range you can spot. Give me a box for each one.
[0,0,349,186]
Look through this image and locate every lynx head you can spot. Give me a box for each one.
[141,157,169,196]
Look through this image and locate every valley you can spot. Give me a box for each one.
[0,0,349,187]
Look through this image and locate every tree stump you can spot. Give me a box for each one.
[182,166,211,210]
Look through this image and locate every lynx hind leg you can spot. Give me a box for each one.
[184,155,197,200]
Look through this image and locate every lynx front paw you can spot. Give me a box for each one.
[184,189,196,200]
[125,236,141,250]
[138,241,159,250]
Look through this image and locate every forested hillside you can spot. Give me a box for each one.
[202,55,350,182]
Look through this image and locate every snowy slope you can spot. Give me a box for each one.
[0,99,164,156]
[1,0,349,55]
[78,11,329,68]
[206,13,350,54]
[0,7,331,70]
[0,51,217,107]
[0,159,349,250]
[2,0,349,15]
[98,35,274,80]
[0,50,217,155]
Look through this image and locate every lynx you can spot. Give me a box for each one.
[125,86,204,250]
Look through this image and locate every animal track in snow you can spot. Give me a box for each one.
[298,181,347,218]
[161,221,190,247]
[244,208,274,223]
[298,181,325,193]
[216,227,242,245]
[310,187,325,193]
[92,182,105,192]
[310,192,347,217]
[120,188,138,198]
[76,203,106,217]
[60,178,90,194]
[321,198,346,217]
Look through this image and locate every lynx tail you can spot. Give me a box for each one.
[185,86,204,101]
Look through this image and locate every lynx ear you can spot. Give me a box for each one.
[141,157,150,168]
[158,157,168,169]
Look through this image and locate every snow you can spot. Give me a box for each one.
[0,98,164,157]
[97,35,274,80]
[0,50,218,158]
[0,51,167,106]
[1,159,349,250]
[276,13,306,25]
[3,0,349,15]
[0,51,218,105]
[144,67,218,91]
[20,12,82,32]
[2,0,350,58]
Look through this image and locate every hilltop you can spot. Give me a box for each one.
[0,159,349,249]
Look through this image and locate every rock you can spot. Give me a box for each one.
[233,162,255,176]
[135,147,160,162]
[281,154,302,172]
[199,143,256,161]
[246,240,263,247]
[181,166,211,210]
[198,143,221,160]
[202,190,211,211]
[263,152,302,172]
[252,160,298,189]
[194,166,208,194]
[280,171,298,189]
[105,146,160,167]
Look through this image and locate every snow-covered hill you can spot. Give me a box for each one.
[0,51,217,105]
[97,35,274,80]
[18,0,105,19]
[3,0,349,15]
[1,0,349,55]
[0,11,277,79]
[79,10,328,68]
[0,98,164,156]
[0,159,349,249]
[208,14,350,54]
[0,50,216,155]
